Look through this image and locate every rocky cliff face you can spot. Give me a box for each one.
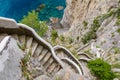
[61,0,120,51]
[62,0,118,32]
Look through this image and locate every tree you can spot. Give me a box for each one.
[20,10,48,36]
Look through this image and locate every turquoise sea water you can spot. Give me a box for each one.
[0,0,66,21]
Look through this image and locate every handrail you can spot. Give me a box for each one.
[53,45,84,75]
[77,39,96,52]
[0,17,64,68]
[78,52,93,59]
[54,45,79,63]
[61,57,83,75]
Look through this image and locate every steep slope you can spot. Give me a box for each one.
[61,0,120,51]
[61,0,120,79]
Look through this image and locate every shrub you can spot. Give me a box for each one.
[116,19,120,25]
[81,30,97,44]
[83,20,88,27]
[51,30,58,42]
[113,47,120,54]
[20,10,48,36]
[68,37,73,44]
[88,59,116,80]
[117,28,120,34]
[59,35,65,41]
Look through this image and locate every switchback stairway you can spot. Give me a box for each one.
[0,17,83,79]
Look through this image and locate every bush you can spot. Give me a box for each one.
[88,59,116,80]
[51,30,58,42]
[20,10,48,36]
[83,20,88,27]
[68,37,73,44]
[117,28,120,34]
[81,30,97,44]
[59,35,65,41]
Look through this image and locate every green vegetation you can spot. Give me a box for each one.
[81,10,114,44]
[115,72,120,79]
[115,7,120,25]
[117,28,120,34]
[17,43,26,51]
[21,49,32,80]
[68,37,73,44]
[20,10,48,36]
[51,30,58,42]
[55,77,61,80]
[83,20,88,27]
[59,35,65,41]
[113,47,120,54]
[111,32,115,37]
[112,64,120,69]
[81,18,99,44]
[116,19,120,25]
[88,59,116,80]
[81,30,97,44]
[71,50,79,59]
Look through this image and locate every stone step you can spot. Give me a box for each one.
[33,45,43,57]
[53,64,61,74]
[0,33,8,42]
[61,59,78,73]
[50,64,62,77]
[55,49,80,73]
[26,36,33,49]
[56,50,68,59]
[47,62,57,73]
[79,57,90,62]
[40,52,51,66]
[80,61,92,79]
[39,49,48,61]
[31,40,38,56]
[44,58,54,71]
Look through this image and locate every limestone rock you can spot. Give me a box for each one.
[61,0,120,51]
[61,0,118,37]
[50,17,59,23]
[0,37,23,80]
[56,6,64,10]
